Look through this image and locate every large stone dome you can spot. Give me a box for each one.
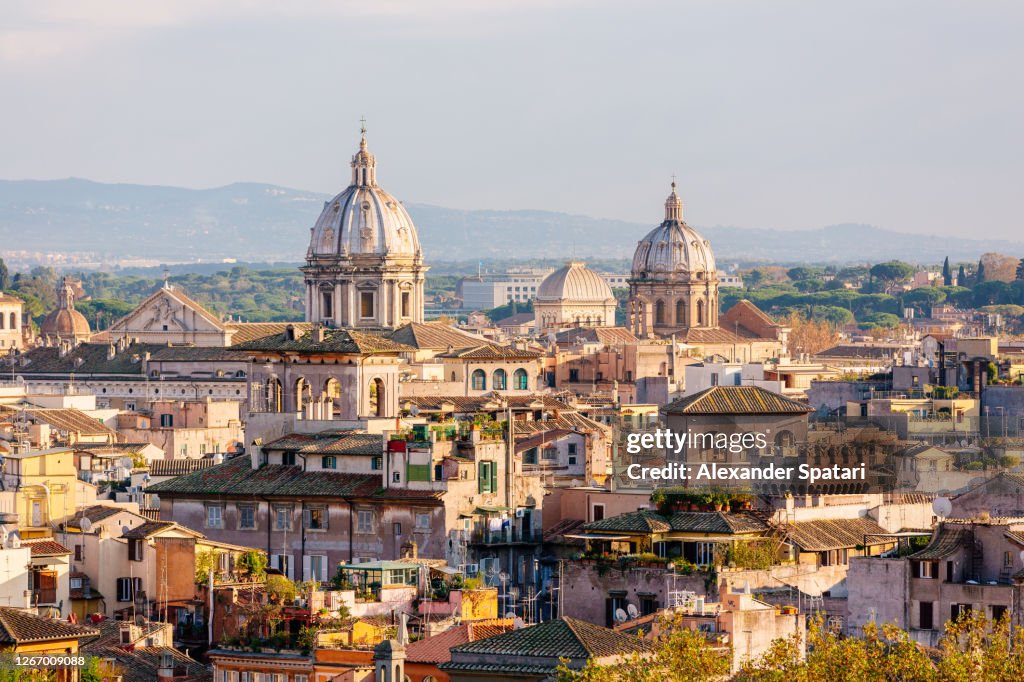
[537,261,615,303]
[631,182,716,280]
[307,134,421,259]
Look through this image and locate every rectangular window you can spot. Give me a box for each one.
[357,510,374,534]
[401,291,411,318]
[568,369,580,382]
[116,577,142,602]
[393,471,401,483]
[274,506,291,531]
[916,561,937,579]
[304,506,327,530]
[393,522,402,536]
[307,555,327,582]
[592,504,605,522]
[321,290,334,320]
[159,414,173,427]
[524,448,537,465]
[951,603,972,622]
[372,456,383,470]
[991,604,1008,622]
[74,545,83,561]
[322,455,337,469]
[238,504,255,530]
[360,292,375,318]
[416,513,431,530]
[206,504,223,529]
[281,452,296,466]
[129,538,144,562]
[270,554,293,580]
[478,461,496,494]
[542,447,557,461]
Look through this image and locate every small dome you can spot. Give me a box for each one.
[536,262,615,303]
[631,183,716,280]
[40,277,90,341]
[308,132,421,260]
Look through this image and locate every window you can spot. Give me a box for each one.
[916,561,937,579]
[513,368,528,390]
[160,414,173,427]
[568,443,578,466]
[655,300,665,325]
[306,555,327,582]
[321,290,334,320]
[478,461,497,494]
[304,506,327,530]
[294,676,308,682]
[401,291,411,318]
[74,544,83,561]
[116,577,142,602]
[70,577,83,590]
[274,506,292,530]
[492,369,506,390]
[281,452,296,466]
[991,604,1008,622]
[206,504,223,529]
[950,603,972,622]
[542,447,557,461]
[393,522,402,536]
[471,369,487,391]
[270,554,293,580]
[592,504,605,522]
[524,448,537,465]
[372,456,383,470]
[416,513,431,530]
[238,504,255,530]
[129,538,144,561]
[357,510,375,534]
[360,292,375,318]
[568,369,579,383]
[434,463,443,481]
[322,455,337,470]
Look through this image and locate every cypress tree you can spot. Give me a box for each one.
[942,256,952,286]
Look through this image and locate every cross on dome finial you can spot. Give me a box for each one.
[360,116,367,135]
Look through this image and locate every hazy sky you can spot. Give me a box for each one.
[2,1,1022,238]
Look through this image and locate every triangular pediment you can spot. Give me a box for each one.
[108,287,227,335]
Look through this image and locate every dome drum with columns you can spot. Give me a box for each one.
[534,261,617,334]
[302,128,427,330]
[628,183,719,337]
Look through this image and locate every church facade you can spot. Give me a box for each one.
[302,130,428,330]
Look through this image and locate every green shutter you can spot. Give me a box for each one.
[478,462,486,493]
[490,460,498,494]
[407,464,431,482]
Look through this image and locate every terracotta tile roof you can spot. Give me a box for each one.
[555,327,639,346]
[908,524,971,560]
[146,453,438,501]
[514,429,579,453]
[0,293,22,304]
[437,343,542,360]
[232,327,412,354]
[146,345,250,362]
[227,322,311,345]
[815,344,904,359]
[585,510,671,534]
[446,616,652,661]
[0,406,116,436]
[401,394,569,413]
[669,511,770,534]
[66,505,147,528]
[388,322,486,350]
[98,646,211,682]
[0,607,98,644]
[663,386,813,416]
[543,518,585,543]
[514,411,607,436]
[81,619,168,653]
[495,313,535,327]
[20,538,72,557]
[148,458,219,477]
[12,341,245,376]
[1005,531,1024,547]
[121,520,201,539]
[782,517,891,552]
[264,431,382,456]
[406,619,515,664]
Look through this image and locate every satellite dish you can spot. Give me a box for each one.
[410,405,420,417]
[505,610,516,618]
[614,608,628,623]
[121,525,131,536]
[79,517,93,533]
[932,497,952,518]
[626,603,639,618]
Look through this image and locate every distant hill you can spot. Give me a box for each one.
[1,178,1020,265]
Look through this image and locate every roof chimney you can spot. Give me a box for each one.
[22,590,32,610]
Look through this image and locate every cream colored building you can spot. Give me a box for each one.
[534,261,617,335]
[0,293,24,351]
[103,284,235,347]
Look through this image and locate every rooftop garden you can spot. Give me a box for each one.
[651,487,754,514]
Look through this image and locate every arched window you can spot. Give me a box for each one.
[585,316,592,326]
[324,377,340,419]
[655,300,665,325]
[450,371,456,382]
[294,377,308,412]
[471,369,487,391]
[0,315,4,329]
[697,299,705,325]
[676,300,686,325]
[266,377,283,413]
[513,368,529,390]
[369,378,386,417]
[492,369,507,390]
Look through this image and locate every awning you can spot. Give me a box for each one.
[563,533,633,541]
[430,565,460,575]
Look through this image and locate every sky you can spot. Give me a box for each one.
[2,0,1023,238]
